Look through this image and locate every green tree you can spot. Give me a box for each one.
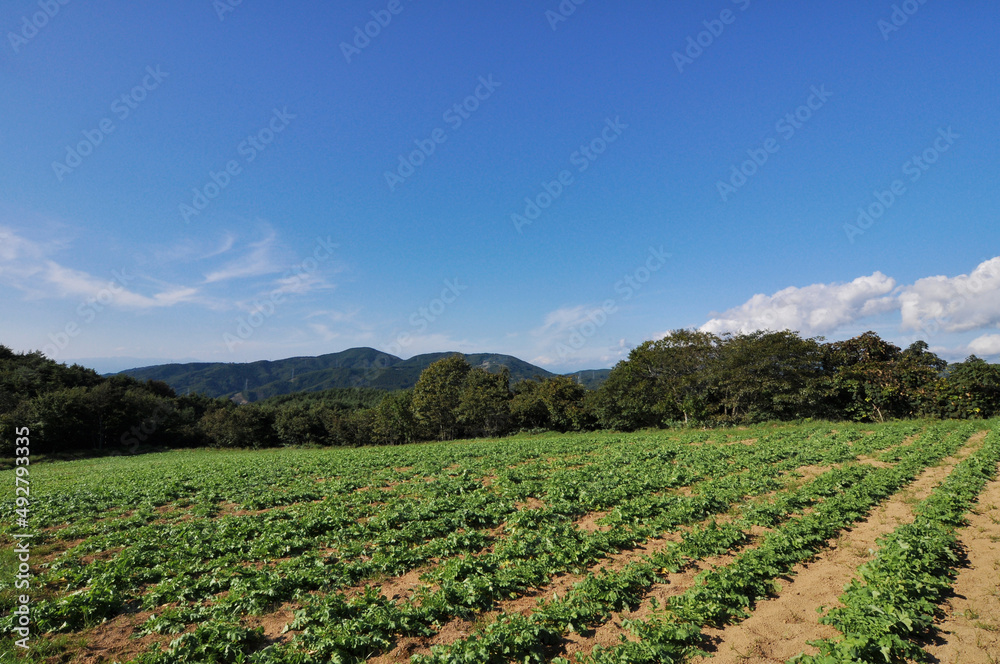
[896,341,948,417]
[944,356,1000,418]
[593,330,719,428]
[411,355,470,440]
[457,367,511,437]
[272,403,326,446]
[370,390,417,445]
[592,360,662,431]
[510,379,551,430]
[199,405,277,448]
[643,330,719,423]
[710,330,827,422]
[536,376,590,431]
[315,406,358,446]
[824,331,906,422]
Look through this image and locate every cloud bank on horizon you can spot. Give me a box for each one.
[698,257,1000,362]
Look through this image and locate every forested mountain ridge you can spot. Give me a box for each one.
[117,347,610,400]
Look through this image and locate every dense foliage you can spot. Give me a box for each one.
[4,328,1000,458]
[591,330,1000,429]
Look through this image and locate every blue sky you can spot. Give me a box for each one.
[1,0,999,374]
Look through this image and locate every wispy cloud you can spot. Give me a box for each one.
[43,261,200,308]
[271,272,335,297]
[204,232,237,259]
[0,226,48,263]
[203,230,280,284]
[533,305,592,337]
[148,232,238,265]
[308,323,341,343]
[0,225,202,309]
[526,305,629,369]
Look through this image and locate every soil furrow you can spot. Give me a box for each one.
[371,461,852,663]
[921,464,1000,664]
[693,430,988,664]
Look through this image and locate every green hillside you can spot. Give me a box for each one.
[117,348,604,401]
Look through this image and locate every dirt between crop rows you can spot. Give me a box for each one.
[559,546,751,661]
[691,429,988,664]
[392,432,985,664]
[33,429,976,664]
[371,461,836,662]
[922,465,1000,664]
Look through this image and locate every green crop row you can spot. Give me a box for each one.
[789,425,1000,663]
[0,421,926,662]
[564,421,984,664]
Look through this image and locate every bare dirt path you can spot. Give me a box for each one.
[921,467,1000,664]
[693,430,988,664]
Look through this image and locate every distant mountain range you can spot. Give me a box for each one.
[117,347,611,401]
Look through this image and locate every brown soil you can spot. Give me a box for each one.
[339,564,432,604]
[369,618,478,664]
[575,510,612,533]
[49,609,160,664]
[786,465,833,486]
[856,455,894,468]
[692,430,988,664]
[923,469,1000,664]
[244,602,299,645]
[80,546,124,565]
[215,501,270,517]
[35,538,86,565]
[515,496,547,510]
[375,566,429,602]
[560,546,750,661]
[46,600,301,664]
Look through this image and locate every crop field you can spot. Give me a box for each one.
[3,420,1000,663]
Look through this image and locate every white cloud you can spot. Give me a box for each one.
[271,272,334,297]
[308,323,340,343]
[205,233,237,259]
[693,258,1000,365]
[700,272,898,336]
[0,226,201,309]
[203,231,279,284]
[532,305,591,337]
[308,308,362,323]
[967,333,1000,358]
[899,257,1000,333]
[0,225,47,263]
[527,305,629,369]
[148,232,238,265]
[42,261,199,308]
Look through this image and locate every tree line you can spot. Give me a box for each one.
[2,329,1000,458]
[594,329,1000,428]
